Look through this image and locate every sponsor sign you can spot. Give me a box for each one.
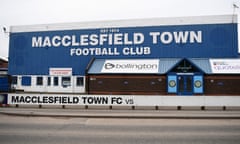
[101,59,159,73]
[210,59,240,74]
[49,68,72,76]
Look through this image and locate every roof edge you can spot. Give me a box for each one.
[0,56,8,62]
[10,15,237,33]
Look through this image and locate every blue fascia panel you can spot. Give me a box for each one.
[8,23,238,75]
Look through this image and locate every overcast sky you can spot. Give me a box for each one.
[0,0,239,58]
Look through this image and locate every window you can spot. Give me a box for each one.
[47,77,51,86]
[11,76,18,85]
[36,77,43,85]
[54,77,58,86]
[22,76,31,86]
[76,77,84,86]
[62,77,71,87]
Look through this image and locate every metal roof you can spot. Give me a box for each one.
[88,59,106,74]
[188,58,212,74]
[10,15,236,33]
[0,56,8,62]
[158,58,181,74]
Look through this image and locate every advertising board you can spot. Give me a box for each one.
[210,59,240,74]
[101,59,159,73]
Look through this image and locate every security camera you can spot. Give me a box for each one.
[3,27,7,33]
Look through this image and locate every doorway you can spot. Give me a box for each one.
[167,59,205,95]
[177,74,193,95]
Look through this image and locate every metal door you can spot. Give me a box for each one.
[177,75,193,95]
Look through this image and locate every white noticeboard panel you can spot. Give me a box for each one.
[49,68,72,76]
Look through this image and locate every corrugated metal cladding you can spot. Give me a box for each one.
[188,59,212,74]
[88,59,106,74]
[158,59,181,74]
[8,15,238,75]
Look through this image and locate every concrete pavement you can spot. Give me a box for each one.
[1,107,240,119]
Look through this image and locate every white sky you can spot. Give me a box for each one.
[0,0,240,58]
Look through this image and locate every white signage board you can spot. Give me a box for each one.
[7,94,240,106]
[0,71,7,75]
[101,59,159,73]
[49,68,72,76]
[210,59,240,74]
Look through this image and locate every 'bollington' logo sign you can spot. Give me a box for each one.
[101,59,159,73]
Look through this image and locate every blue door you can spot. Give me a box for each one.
[177,75,193,95]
